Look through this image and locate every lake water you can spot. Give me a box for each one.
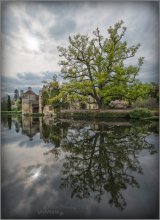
[1,116,159,219]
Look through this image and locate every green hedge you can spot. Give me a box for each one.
[57,111,130,119]
[1,111,22,115]
[129,108,153,119]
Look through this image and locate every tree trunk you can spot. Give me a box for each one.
[97,99,104,110]
[98,103,102,110]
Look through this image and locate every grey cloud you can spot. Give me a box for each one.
[21,18,46,41]
[22,18,31,29]
[40,1,83,18]
[1,73,40,97]
[1,2,19,37]
[49,18,76,39]
[24,1,78,39]
[24,2,52,25]
[42,71,63,82]
[1,71,63,97]
[42,71,54,79]
[17,72,41,81]
[138,59,159,83]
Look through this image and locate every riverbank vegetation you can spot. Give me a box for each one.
[1,111,22,115]
[57,108,158,120]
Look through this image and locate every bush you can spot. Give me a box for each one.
[129,108,153,119]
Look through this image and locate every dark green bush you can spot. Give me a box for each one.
[129,108,153,119]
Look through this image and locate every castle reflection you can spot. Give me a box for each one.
[21,117,39,141]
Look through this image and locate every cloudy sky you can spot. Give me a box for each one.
[1,1,159,97]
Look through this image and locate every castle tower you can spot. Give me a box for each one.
[20,90,24,98]
[39,90,43,114]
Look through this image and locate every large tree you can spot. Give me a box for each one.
[57,20,149,109]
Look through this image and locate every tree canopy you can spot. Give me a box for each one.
[57,20,150,109]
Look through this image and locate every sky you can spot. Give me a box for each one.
[1,1,159,97]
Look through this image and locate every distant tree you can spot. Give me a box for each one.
[1,98,7,111]
[7,95,12,111]
[149,82,159,103]
[57,20,149,109]
[14,89,19,101]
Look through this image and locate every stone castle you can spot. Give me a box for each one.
[21,87,98,115]
[22,87,54,115]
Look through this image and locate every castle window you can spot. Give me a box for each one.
[49,106,52,110]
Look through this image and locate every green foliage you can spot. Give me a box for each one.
[42,91,49,106]
[57,20,146,109]
[149,82,159,103]
[42,78,70,110]
[1,111,22,115]
[15,98,22,111]
[129,108,153,119]
[42,80,60,107]
[1,99,7,111]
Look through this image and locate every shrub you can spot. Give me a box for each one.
[129,108,153,119]
[132,98,158,108]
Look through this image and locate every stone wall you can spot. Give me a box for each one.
[43,105,54,115]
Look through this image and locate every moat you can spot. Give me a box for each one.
[1,116,159,219]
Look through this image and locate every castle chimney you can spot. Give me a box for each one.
[28,87,32,91]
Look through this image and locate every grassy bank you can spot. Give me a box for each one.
[58,110,130,119]
[1,111,22,115]
[1,111,44,116]
[57,109,159,120]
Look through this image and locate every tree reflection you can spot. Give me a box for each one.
[7,116,12,130]
[41,119,69,147]
[57,121,157,210]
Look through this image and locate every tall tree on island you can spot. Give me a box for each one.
[57,20,151,109]
[14,89,19,101]
[7,95,12,111]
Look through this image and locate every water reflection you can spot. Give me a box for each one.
[1,115,12,130]
[59,122,156,210]
[1,116,159,218]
